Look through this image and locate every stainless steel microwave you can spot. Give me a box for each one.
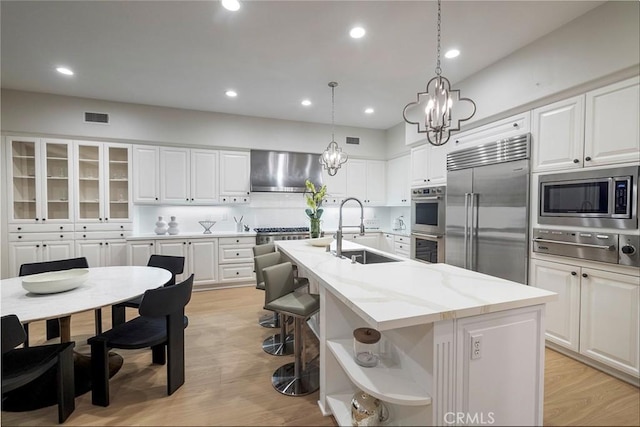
[539,165,638,229]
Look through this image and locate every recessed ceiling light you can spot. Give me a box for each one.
[56,67,74,76]
[301,99,312,107]
[225,90,237,98]
[349,27,366,39]
[221,0,240,12]
[364,108,374,114]
[445,49,460,59]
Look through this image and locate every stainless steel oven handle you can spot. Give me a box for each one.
[464,192,470,269]
[411,233,442,239]
[412,196,441,201]
[533,238,615,250]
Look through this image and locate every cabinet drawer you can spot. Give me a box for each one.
[394,235,409,244]
[10,232,75,242]
[219,246,254,264]
[218,264,255,282]
[394,241,410,254]
[219,236,255,246]
[9,223,74,233]
[74,222,132,232]
[76,231,132,240]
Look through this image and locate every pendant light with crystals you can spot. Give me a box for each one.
[403,0,476,146]
[320,81,348,176]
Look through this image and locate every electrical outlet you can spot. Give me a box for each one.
[471,334,482,360]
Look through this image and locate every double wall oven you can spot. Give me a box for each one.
[411,185,445,264]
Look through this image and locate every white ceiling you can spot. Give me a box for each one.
[1,1,605,130]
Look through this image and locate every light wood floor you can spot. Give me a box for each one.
[2,286,638,426]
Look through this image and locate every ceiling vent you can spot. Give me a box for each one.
[84,112,110,124]
[346,136,360,145]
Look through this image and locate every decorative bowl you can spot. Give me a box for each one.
[199,220,217,234]
[22,269,89,294]
[307,236,334,247]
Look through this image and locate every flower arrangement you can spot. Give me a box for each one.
[304,180,327,238]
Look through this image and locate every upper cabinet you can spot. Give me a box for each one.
[584,76,639,168]
[74,141,131,223]
[532,77,639,172]
[6,137,74,224]
[450,112,531,151]
[346,159,386,205]
[322,165,348,204]
[132,145,160,203]
[386,154,410,205]
[410,143,448,187]
[219,150,250,197]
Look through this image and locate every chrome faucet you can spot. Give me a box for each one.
[335,197,365,257]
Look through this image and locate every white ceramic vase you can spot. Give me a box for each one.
[154,216,168,235]
[168,216,179,235]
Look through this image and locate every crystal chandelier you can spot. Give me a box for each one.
[403,0,476,146]
[320,81,348,176]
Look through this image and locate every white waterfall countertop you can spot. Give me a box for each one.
[276,239,556,331]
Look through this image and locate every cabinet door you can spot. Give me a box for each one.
[410,145,429,187]
[127,240,156,266]
[191,149,218,204]
[105,240,128,267]
[529,259,580,351]
[132,145,159,203]
[41,138,74,223]
[383,234,395,253]
[160,147,190,203]
[450,112,531,150]
[75,141,104,222]
[365,161,386,205]
[9,242,42,277]
[219,151,250,196]
[386,155,410,205]
[156,240,189,282]
[323,165,347,200]
[427,144,448,185]
[75,240,104,267]
[346,159,366,200]
[42,241,74,263]
[6,136,42,223]
[190,239,217,285]
[532,95,585,172]
[104,143,131,221]
[579,268,639,377]
[584,77,640,167]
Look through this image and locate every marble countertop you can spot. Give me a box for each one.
[275,239,557,331]
[126,231,256,241]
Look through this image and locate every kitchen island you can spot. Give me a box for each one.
[275,239,556,427]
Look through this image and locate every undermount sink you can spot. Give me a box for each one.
[340,249,401,265]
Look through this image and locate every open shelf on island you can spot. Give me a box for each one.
[325,394,353,427]
[327,339,432,406]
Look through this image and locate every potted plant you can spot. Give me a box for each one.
[304,180,327,238]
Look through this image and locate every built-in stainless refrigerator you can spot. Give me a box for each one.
[445,134,531,284]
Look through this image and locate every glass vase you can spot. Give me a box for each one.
[310,218,321,239]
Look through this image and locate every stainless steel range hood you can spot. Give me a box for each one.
[250,149,324,193]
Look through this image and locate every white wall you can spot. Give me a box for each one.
[0,89,387,159]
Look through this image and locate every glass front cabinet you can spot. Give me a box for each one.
[7,136,74,224]
[74,141,132,223]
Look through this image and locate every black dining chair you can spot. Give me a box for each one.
[111,254,185,327]
[2,314,76,423]
[89,274,194,407]
[19,257,91,343]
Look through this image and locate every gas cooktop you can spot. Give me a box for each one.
[254,227,309,234]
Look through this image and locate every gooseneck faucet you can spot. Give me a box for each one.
[335,197,365,257]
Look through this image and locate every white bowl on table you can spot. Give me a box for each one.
[307,236,334,247]
[22,269,89,294]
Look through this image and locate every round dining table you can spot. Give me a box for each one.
[1,265,172,342]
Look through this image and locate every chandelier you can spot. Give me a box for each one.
[320,81,348,176]
[403,0,476,146]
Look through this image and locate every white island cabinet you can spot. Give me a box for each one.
[275,240,556,426]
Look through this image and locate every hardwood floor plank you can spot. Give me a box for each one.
[2,287,638,426]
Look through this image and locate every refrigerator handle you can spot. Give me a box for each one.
[470,193,477,271]
[464,192,470,269]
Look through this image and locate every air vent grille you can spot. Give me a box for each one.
[84,112,109,124]
[447,133,530,171]
[346,136,360,145]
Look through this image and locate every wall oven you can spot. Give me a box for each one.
[539,165,638,229]
[411,232,445,264]
[411,185,446,235]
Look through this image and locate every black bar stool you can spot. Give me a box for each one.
[263,262,319,396]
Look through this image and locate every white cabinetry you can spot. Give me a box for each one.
[155,238,218,287]
[127,240,156,266]
[346,159,386,205]
[190,149,219,204]
[217,236,255,285]
[6,137,74,224]
[75,235,128,268]
[584,76,639,167]
[160,147,190,204]
[382,233,395,253]
[393,234,411,259]
[343,233,380,250]
[386,155,410,205]
[219,151,250,199]
[74,141,131,224]
[532,77,639,172]
[322,166,348,205]
[8,233,75,277]
[450,112,531,150]
[410,144,448,187]
[132,145,160,203]
[530,258,639,378]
